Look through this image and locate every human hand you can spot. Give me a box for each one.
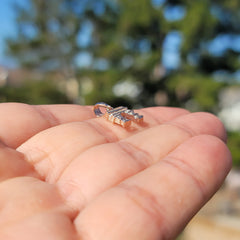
[0,103,231,240]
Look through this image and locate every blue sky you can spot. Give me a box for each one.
[0,0,16,65]
[0,0,182,69]
[0,0,30,66]
[0,0,238,71]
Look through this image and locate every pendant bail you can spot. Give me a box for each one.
[93,102,113,117]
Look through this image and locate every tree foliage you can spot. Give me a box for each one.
[227,131,240,168]
[0,79,71,104]
[7,0,82,77]
[7,0,240,107]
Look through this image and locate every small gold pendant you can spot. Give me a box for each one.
[93,102,143,127]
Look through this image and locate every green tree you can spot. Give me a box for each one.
[7,0,240,109]
[8,0,82,74]
[6,0,86,103]
[76,0,240,111]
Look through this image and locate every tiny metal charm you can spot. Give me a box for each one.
[94,102,143,127]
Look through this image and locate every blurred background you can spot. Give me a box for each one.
[0,0,240,238]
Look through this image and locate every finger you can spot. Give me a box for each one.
[19,111,225,211]
[0,177,73,226]
[0,144,38,182]
[0,177,76,240]
[83,106,190,140]
[16,107,189,183]
[74,135,231,240]
[0,103,93,148]
[0,212,77,240]
[56,112,225,209]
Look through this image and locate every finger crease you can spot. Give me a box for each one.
[23,146,54,180]
[84,120,119,143]
[58,179,87,214]
[163,122,196,137]
[162,156,206,201]
[117,183,172,237]
[118,141,154,167]
[34,105,60,127]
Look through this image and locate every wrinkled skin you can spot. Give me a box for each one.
[0,103,231,240]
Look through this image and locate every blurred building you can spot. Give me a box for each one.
[218,87,240,131]
[0,65,44,86]
[0,66,8,86]
[0,65,80,103]
[183,170,240,240]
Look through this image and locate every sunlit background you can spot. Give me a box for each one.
[0,0,240,239]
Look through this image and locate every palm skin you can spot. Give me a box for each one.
[0,103,231,240]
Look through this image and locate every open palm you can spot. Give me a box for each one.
[0,103,231,240]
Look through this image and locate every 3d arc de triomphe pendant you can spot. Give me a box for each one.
[93,102,143,128]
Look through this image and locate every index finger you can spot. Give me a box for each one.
[0,103,93,148]
[0,103,188,149]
